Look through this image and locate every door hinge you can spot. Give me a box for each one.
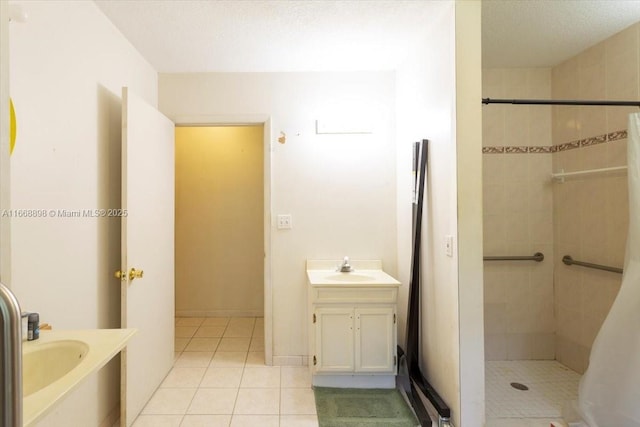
[394,355,397,366]
[313,313,316,323]
[313,355,317,366]
[393,313,396,324]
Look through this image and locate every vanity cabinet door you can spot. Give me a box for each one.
[314,307,354,373]
[354,307,396,373]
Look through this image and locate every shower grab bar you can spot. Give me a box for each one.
[551,166,627,182]
[562,255,623,274]
[483,252,544,262]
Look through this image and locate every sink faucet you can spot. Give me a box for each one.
[339,256,354,272]
[0,282,23,427]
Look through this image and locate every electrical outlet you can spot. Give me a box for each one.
[445,235,453,257]
[277,214,292,230]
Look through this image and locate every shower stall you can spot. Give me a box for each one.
[481,33,640,425]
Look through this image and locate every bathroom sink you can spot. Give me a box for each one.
[306,260,401,286]
[22,329,136,427]
[324,273,377,282]
[23,340,89,397]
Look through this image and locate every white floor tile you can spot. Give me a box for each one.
[210,351,247,367]
[160,367,206,388]
[174,352,214,368]
[234,388,280,415]
[240,366,281,388]
[187,388,238,415]
[132,414,183,427]
[142,388,196,415]
[252,322,264,337]
[175,326,198,338]
[224,318,255,337]
[223,324,254,338]
[176,317,205,327]
[249,337,265,352]
[179,415,231,427]
[218,337,251,352]
[281,366,311,388]
[194,326,226,338]
[200,367,244,388]
[280,388,317,415]
[175,338,190,352]
[230,415,279,427]
[228,317,256,327]
[245,352,265,367]
[280,414,319,427]
[185,338,220,352]
[202,317,230,326]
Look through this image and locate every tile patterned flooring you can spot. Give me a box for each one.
[485,360,580,427]
[132,317,318,427]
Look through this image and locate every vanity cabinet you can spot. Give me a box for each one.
[308,284,398,388]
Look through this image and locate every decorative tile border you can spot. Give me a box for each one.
[482,129,627,154]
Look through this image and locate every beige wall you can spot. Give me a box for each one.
[9,1,157,425]
[482,68,555,360]
[551,22,637,373]
[1,0,10,282]
[175,126,264,316]
[482,22,637,375]
[160,71,397,365]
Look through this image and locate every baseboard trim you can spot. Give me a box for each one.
[272,355,308,366]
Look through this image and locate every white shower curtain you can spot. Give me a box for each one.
[578,112,640,427]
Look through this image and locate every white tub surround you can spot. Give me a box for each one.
[307,260,401,388]
[23,329,136,427]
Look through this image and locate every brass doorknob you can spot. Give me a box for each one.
[114,270,126,281]
[129,268,144,281]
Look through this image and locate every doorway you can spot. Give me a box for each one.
[174,123,271,363]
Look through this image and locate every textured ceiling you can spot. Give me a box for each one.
[94,0,445,73]
[482,0,640,68]
[94,0,640,73]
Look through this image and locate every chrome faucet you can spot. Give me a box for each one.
[0,282,23,427]
[338,256,354,272]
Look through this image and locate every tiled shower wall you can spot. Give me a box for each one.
[482,68,555,360]
[551,23,637,373]
[482,22,638,371]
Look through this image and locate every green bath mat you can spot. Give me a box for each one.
[314,387,419,427]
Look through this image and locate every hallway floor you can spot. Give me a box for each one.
[131,317,319,427]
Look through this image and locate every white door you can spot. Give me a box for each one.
[120,87,175,426]
[354,307,396,373]
[314,307,354,373]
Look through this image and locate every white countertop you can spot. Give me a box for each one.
[306,259,401,287]
[23,328,136,427]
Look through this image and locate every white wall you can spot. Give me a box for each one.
[1,0,11,282]
[395,1,484,425]
[159,72,397,362]
[9,1,157,425]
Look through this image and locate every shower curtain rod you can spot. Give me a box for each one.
[482,97,640,107]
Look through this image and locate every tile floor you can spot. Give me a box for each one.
[132,317,319,427]
[485,360,580,427]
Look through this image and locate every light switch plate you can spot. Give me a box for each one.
[277,214,292,229]
[445,235,453,257]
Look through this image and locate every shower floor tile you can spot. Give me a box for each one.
[486,360,580,421]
